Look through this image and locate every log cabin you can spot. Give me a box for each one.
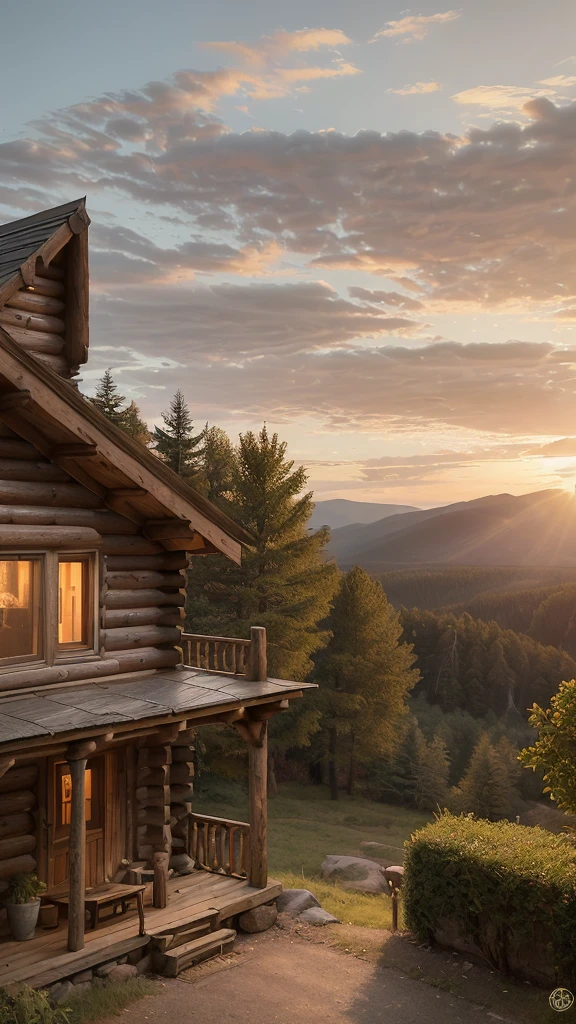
[0,199,312,990]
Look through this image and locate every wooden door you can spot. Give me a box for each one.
[48,754,105,889]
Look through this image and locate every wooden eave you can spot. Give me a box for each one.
[0,198,90,371]
[0,328,250,563]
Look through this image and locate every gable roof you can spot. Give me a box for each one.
[0,198,87,291]
[0,326,251,562]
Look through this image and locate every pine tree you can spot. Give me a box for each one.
[415,735,450,811]
[153,391,204,479]
[452,733,518,820]
[313,567,420,799]
[122,400,150,446]
[201,425,235,504]
[90,370,149,445]
[186,426,338,681]
[91,369,126,427]
[371,718,423,805]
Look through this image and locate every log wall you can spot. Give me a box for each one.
[0,763,37,891]
[0,262,69,377]
[0,430,186,692]
[135,735,194,868]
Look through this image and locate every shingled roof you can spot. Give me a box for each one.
[0,198,86,288]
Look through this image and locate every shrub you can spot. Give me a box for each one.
[7,874,46,905]
[0,986,69,1023]
[403,812,576,985]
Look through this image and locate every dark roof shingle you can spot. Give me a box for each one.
[0,198,85,287]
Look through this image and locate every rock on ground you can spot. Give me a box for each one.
[49,980,75,1005]
[108,964,138,983]
[276,889,320,916]
[321,855,388,894]
[238,903,278,933]
[298,907,341,926]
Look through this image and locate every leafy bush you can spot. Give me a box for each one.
[7,874,46,905]
[0,986,69,1024]
[404,812,576,984]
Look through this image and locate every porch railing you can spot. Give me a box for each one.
[181,634,250,675]
[188,812,251,878]
[181,625,267,681]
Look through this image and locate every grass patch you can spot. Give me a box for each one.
[194,779,429,878]
[64,978,157,1023]
[277,871,399,929]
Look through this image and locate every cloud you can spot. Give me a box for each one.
[539,75,576,88]
[451,84,556,109]
[373,10,461,44]
[348,286,425,311]
[389,81,443,96]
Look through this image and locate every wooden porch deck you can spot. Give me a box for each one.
[0,870,281,991]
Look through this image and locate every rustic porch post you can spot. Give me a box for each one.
[247,625,267,682]
[248,721,268,889]
[66,740,96,952]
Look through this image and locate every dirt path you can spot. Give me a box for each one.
[104,929,523,1024]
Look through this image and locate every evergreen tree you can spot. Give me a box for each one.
[313,567,419,799]
[201,425,235,504]
[415,735,450,811]
[153,390,204,479]
[451,733,519,820]
[122,400,150,445]
[370,718,423,805]
[91,368,126,427]
[186,426,338,682]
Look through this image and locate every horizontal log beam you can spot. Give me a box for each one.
[6,290,64,316]
[0,480,103,508]
[3,325,65,355]
[0,439,38,460]
[0,854,36,880]
[0,765,38,793]
[101,535,164,556]
[103,646,180,672]
[104,553,189,571]
[51,443,98,459]
[0,306,64,334]
[0,525,101,550]
[104,588,185,609]
[104,607,184,629]
[0,458,71,481]
[0,812,34,840]
[102,624,181,651]
[105,570,184,590]
[0,505,138,533]
[0,658,121,692]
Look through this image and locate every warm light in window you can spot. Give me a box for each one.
[58,561,86,645]
[0,560,41,661]
[60,768,92,825]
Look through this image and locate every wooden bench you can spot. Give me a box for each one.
[45,883,146,935]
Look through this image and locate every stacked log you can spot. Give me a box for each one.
[0,764,37,883]
[136,745,172,865]
[102,559,187,660]
[170,735,195,854]
[0,265,69,377]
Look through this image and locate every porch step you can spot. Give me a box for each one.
[157,928,236,977]
[150,909,219,954]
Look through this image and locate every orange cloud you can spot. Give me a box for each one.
[373,10,461,43]
[389,81,443,96]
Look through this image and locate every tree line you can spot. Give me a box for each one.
[90,370,576,814]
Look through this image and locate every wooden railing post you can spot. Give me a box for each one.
[66,740,96,952]
[248,720,268,888]
[248,626,267,682]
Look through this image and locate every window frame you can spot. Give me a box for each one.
[0,548,99,675]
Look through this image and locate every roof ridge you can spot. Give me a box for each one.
[0,198,86,237]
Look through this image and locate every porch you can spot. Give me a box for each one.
[0,865,282,990]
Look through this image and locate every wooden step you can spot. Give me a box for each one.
[150,909,219,954]
[158,928,236,977]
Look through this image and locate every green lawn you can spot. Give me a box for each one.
[194,780,430,928]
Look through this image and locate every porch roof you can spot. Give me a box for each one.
[0,667,312,749]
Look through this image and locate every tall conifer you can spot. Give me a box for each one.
[313,566,419,799]
[153,390,204,479]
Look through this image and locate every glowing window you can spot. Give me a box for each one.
[60,768,93,826]
[58,558,90,648]
[0,559,42,663]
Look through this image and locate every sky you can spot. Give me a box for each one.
[2,0,576,507]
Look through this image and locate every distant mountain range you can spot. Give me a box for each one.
[309,499,419,531]
[326,489,576,569]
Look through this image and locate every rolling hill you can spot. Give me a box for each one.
[327,489,576,569]
[308,498,419,531]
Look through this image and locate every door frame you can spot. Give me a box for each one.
[46,751,107,889]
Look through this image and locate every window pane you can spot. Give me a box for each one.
[59,560,87,645]
[60,768,93,826]
[0,559,41,661]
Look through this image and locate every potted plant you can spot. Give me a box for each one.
[6,873,46,941]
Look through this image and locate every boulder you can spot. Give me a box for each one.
[95,961,119,978]
[136,953,153,975]
[276,889,320,917]
[321,855,388,894]
[72,968,93,985]
[107,964,138,983]
[298,907,341,926]
[49,980,75,1006]
[72,981,92,996]
[238,903,278,934]
[169,853,195,875]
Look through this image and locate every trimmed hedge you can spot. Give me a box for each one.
[403,812,576,986]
